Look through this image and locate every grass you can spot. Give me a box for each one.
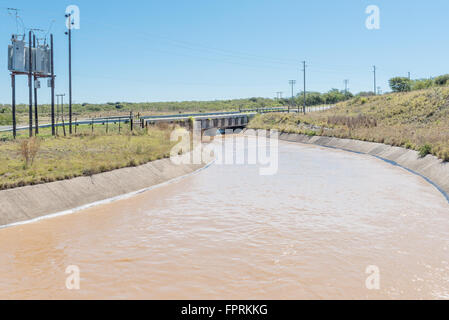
[0,123,179,190]
[248,86,449,161]
[0,113,11,125]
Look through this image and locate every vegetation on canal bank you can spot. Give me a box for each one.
[248,86,449,161]
[0,124,178,190]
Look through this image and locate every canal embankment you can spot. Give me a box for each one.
[0,158,206,227]
[244,130,449,201]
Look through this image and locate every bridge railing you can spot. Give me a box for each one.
[140,111,244,121]
[240,107,290,114]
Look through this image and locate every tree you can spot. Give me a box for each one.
[306,92,325,106]
[357,91,375,97]
[295,91,323,106]
[343,91,354,99]
[434,74,449,86]
[323,89,346,104]
[411,79,434,90]
[389,77,411,92]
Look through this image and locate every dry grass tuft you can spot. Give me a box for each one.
[20,137,41,168]
[327,115,377,129]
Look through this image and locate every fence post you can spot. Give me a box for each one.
[130,112,134,132]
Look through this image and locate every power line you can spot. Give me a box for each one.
[6,8,26,35]
[143,45,294,72]
[44,19,56,41]
[84,20,304,72]
[133,31,299,66]
[92,21,298,67]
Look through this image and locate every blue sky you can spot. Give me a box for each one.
[0,0,448,103]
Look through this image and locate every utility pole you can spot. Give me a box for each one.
[28,31,33,137]
[65,13,73,134]
[344,79,349,95]
[276,91,283,102]
[302,61,306,114]
[373,65,377,95]
[50,34,56,136]
[29,28,45,135]
[33,34,39,135]
[289,80,296,113]
[11,74,16,139]
[57,94,66,136]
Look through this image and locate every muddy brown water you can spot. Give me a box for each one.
[0,139,448,299]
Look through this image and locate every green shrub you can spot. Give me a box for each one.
[388,74,449,92]
[434,74,449,86]
[411,79,434,90]
[419,144,432,158]
[389,77,411,92]
[306,131,317,137]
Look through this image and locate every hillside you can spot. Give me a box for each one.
[248,86,449,161]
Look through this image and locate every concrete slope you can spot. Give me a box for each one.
[0,159,206,227]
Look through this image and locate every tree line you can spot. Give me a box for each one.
[389,74,449,92]
[278,89,357,107]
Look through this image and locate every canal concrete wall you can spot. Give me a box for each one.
[244,130,449,200]
[0,159,206,227]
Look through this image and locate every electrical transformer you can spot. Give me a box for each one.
[8,35,51,75]
[34,46,51,75]
[8,37,27,73]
